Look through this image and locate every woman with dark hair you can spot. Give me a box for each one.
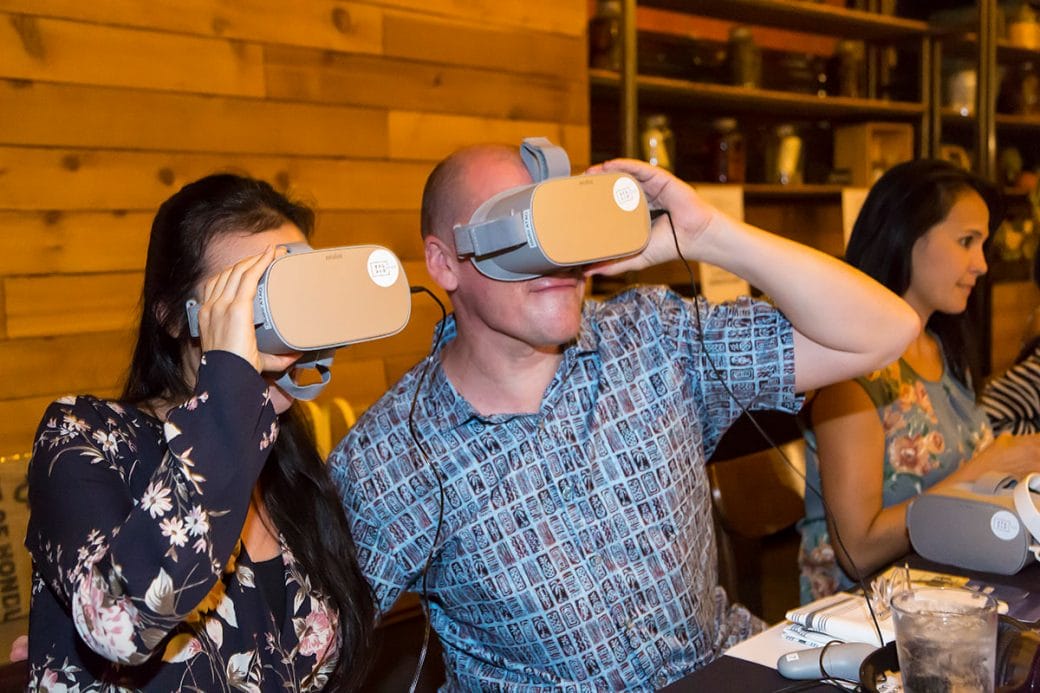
[798,159,1040,602]
[981,249,1040,435]
[24,173,374,690]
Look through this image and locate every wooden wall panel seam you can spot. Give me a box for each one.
[263,46,589,124]
[0,13,268,98]
[380,9,586,79]
[349,0,586,37]
[0,4,386,56]
[0,146,435,211]
[0,78,393,158]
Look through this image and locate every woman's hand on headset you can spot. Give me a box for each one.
[195,246,299,375]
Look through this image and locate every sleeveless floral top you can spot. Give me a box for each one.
[798,352,993,603]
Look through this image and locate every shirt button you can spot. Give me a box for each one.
[656,674,668,687]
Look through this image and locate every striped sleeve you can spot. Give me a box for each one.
[981,348,1040,436]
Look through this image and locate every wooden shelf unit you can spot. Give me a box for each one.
[590,69,925,120]
[638,0,929,40]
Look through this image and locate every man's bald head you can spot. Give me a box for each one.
[420,144,531,243]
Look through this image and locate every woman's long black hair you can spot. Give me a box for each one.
[844,158,1002,388]
[122,173,374,689]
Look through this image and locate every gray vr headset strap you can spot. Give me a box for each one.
[520,137,570,181]
[454,214,528,257]
[274,349,335,401]
[186,299,202,338]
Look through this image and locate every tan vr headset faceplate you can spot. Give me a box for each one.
[454,172,650,281]
[261,244,411,352]
[186,243,411,354]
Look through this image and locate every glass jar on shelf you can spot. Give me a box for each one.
[728,26,761,89]
[835,40,865,98]
[640,114,675,172]
[1015,62,1039,115]
[944,60,977,117]
[765,124,804,185]
[709,118,746,184]
[588,0,622,71]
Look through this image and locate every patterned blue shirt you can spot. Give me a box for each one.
[328,286,801,690]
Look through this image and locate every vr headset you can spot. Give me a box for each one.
[453,137,651,281]
[907,472,1040,575]
[186,243,411,400]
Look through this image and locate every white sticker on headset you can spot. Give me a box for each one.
[522,209,536,246]
[991,510,1021,541]
[367,248,399,288]
[613,176,641,212]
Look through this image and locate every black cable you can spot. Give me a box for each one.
[658,210,886,647]
[405,285,448,693]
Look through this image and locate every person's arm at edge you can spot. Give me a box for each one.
[813,379,910,579]
[588,159,921,392]
[980,347,1040,435]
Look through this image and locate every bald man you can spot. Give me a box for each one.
[328,145,919,690]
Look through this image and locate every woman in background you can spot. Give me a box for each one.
[981,249,1040,435]
[799,159,1040,602]
[25,174,374,690]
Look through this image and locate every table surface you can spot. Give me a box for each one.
[664,654,839,691]
[664,555,1040,692]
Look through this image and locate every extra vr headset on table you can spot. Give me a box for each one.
[186,243,411,401]
[453,137,652,280]
[908,471,1040,575]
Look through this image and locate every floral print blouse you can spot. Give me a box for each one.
[25,351,341,691]
[798,353,993,603]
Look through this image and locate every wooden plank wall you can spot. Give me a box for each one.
[0,0,590,454]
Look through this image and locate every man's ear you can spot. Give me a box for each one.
[425,234,461,292]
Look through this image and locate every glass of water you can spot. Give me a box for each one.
[891,586,998,693]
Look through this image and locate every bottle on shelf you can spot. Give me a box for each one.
[588,0,622,72]
[944,60,977,117]
[728,26,761,89]
[1001,61,1040,116]
[835,40,866,99]
[765,124,804,185]
[709,118,746,184]
[640,114,675,172]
